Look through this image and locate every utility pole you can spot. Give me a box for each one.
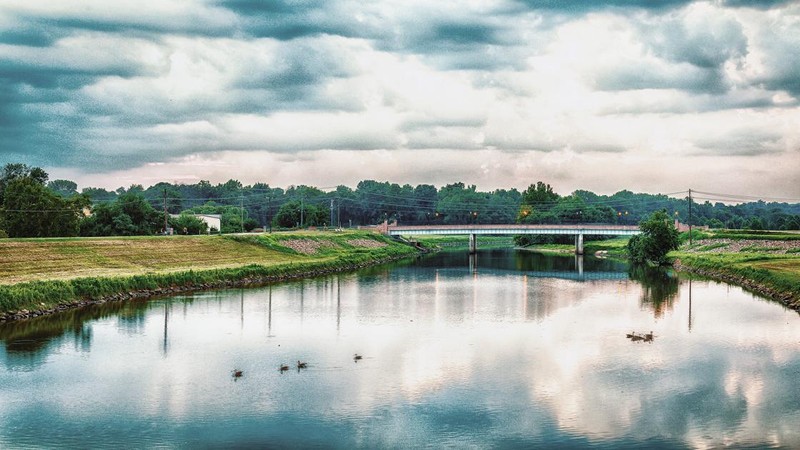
[688,188,693,247]
[267,195,272,233]
[330,198,334,228]
[300,196,304,228]
[163,189,168,235]
[240,195,244,233]
[337,198,341,229]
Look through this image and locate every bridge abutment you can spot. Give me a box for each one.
[469,234,477,254]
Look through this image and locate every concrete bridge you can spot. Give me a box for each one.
[385,224,640,254]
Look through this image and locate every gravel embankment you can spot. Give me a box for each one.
[689,239,800,254]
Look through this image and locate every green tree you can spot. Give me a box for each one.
[745,217,765,230]
[627,210,680,265]
[82,187,118,203]
[272,200,326,228]
[436,183,486,224]
[144,183,183,214]
[182,202,257,233]
[80,192,162,236]
[47,179,79,197]
[4,179,54,237]
[2,172,87,237]
[1,163,48,199]
[169,214,209,235]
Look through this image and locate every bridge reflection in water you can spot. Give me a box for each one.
[468,253,628,281]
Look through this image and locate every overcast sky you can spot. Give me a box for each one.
[1,0,798,198]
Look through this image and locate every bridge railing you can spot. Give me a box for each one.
[387,224,640,232]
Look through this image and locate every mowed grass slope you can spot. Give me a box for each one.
[672,230,800,305]
[0,231,418,315]
[0,231,407,285]
[0,235,299,284]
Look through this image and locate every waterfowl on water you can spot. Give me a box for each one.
[297,361,308,369]
[353,354,363,361]
[279,364,289,372]
[232,369,243,378]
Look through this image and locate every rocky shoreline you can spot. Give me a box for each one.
[673,259,800,313]
[0,254,417,324]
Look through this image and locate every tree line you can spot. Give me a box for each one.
[1,163,798,238]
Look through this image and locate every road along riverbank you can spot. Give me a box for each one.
[0,231,420,322]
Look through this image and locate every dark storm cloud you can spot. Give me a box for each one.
[721,0,797,8]
[234,39,356,91]
[426,22,503,46]
[595,65,732,94]
[513,0,792,13]
[512,0,694,13]
[753,27,800,97]
[384,18,527,71]
[0,26,67,47]
[219,0,366,40]
[644,16,748,70]
[3,4,237,40]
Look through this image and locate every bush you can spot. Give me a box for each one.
[627,210,680,265]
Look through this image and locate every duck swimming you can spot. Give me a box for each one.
[279,364,289,372]
[297,361,308,369]
[353,354,363,361]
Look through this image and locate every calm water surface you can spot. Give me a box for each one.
[1,250,799,449]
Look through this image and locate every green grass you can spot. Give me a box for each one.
[584,238,630,256]
[670,250,800,306]
[403,235,514,250]
[0,231,420,316]
[522,243,575,254]
[696,242,730,251]
[0,233,316,285]
[739,245,783,253]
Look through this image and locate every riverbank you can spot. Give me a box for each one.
[521,233,800,311]
[670,231,800,311]
[402,235,515,250]
[0,231,419,321]
[671,252,800,311]
[519,238,630,257]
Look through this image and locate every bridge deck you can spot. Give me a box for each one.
[387,224,639,236]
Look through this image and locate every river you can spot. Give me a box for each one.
[1,249,799,448]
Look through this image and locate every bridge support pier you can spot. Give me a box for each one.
[469,233,477,254]
[575,233,584,255]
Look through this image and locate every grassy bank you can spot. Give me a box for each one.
[670,230,800,310]
[403,235,515,250]
[521,238,630,257]
[515,230,800,309]
[0,231,419,320]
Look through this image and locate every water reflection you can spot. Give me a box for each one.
[1,250,799,449]
[628,264,680,317]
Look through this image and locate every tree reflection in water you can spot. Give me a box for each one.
[628,264,679,317]
[0,296,197,370]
